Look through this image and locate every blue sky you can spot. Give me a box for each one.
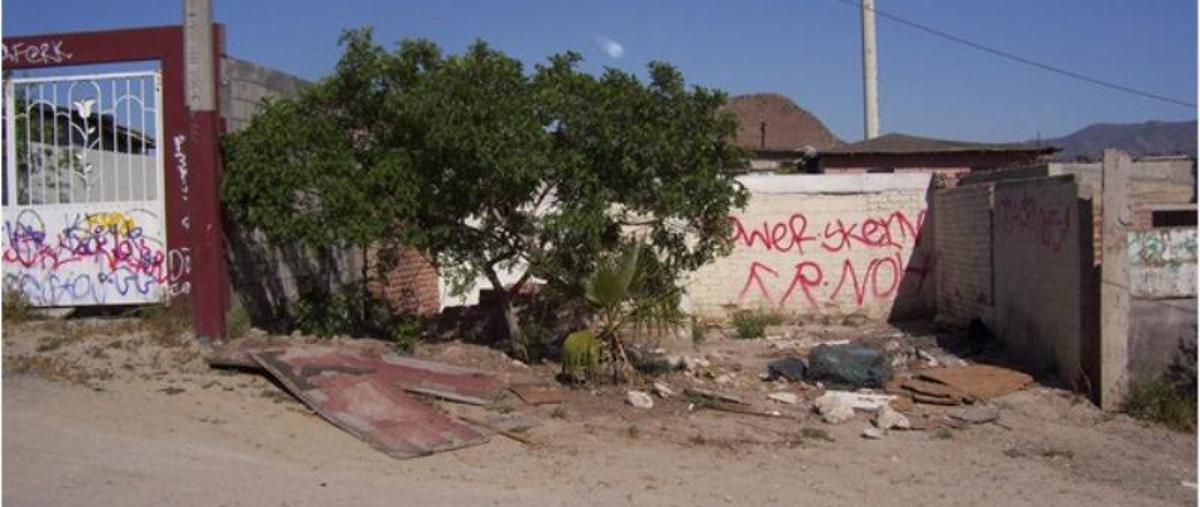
[5,0,1196,142]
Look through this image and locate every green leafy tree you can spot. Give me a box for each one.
[222,28,748,353]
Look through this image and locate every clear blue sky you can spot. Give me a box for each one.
[5,0,1196,142]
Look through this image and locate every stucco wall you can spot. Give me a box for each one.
[684,173,936,321]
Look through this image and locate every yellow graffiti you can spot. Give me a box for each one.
[85,212,138,236]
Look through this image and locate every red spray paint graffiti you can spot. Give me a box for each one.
[996,197,1071,252]
[727,209,935,309]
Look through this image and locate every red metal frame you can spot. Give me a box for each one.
[3,25,227,340]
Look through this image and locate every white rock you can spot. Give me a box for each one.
[822,404,855,424]
[666,355,686,370]
[767,392,799,405]
[652,382,675,398]
[715,373,734,385]
[862,427,886,439]
[511,359,529,369]
[874,405,911,430]
[625,390,654,409]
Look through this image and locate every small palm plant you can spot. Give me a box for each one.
[577,242,686,382]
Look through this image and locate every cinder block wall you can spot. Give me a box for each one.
[220,57,439,325]
[932,184,993,327]
[992,176,1096,389]
[685,174,937,321]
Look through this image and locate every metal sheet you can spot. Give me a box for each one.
[211,340,505,405]
[250,349,490,459]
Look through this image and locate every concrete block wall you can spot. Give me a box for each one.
[685,174,937,321]
[220,57,439,325]
[932,184,993,327]
[992,176,1096,389]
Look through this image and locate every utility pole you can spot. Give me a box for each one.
[860,0,880,139]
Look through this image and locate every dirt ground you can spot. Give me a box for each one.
[2,316,1196,507]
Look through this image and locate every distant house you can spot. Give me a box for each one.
[721,93,842,172]
[817,133,1056,178]
[25,102,156,154]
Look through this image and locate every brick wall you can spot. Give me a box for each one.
[992,176,1096,389]
[685,174,937,321]
[367,246,441,316]
[932,184,993,327]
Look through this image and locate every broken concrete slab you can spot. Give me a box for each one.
[814,390,897,412]
[250,349,489,460]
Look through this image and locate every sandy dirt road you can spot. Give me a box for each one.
[2,319,1196,506]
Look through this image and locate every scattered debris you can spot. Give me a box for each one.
[766,392,799,405]
[948,405,1000,425]
[509,382,566,405]
[684,387,746,405]
[459,415,536,446]
[715,373,735,385]
[765,356,807,382]
[862,427,886,439]
[874,405,911,430]
[806,343,893,388]
[888,378,973,405]
[626,390,654,409]
[918,364,1033,400]
[652,381,676,398]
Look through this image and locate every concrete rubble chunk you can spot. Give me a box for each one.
[652,382,675,398]
[874,405,911,430]
[948,405,1000,424]
[626,390,654,409]
[767,392,799,405]
[814,393,856,424]
[862,427,887,439]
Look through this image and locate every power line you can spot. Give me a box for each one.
[829,0,1196,109]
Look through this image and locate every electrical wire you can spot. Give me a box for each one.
[830,0,1197,109]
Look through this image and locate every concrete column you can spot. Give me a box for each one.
[184,0,228,342]
[1099,149,1132,410]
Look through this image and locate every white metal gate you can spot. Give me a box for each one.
[2,70,168,306]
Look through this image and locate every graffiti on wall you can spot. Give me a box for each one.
[726,209,936,310]
[1127,229,1198,266]
[996,196,1071,252]
[2,208,178,305]
[2,40,73,66]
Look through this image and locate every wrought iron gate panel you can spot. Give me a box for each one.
[3,71,169,306]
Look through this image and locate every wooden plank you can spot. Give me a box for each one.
[917,365,1033,400]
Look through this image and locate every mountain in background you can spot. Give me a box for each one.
[1030,120,1197,161]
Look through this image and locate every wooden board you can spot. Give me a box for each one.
[917,364,1033,400]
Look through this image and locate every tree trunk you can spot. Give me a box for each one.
[484,266,527,360]
[499,291,527,361]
